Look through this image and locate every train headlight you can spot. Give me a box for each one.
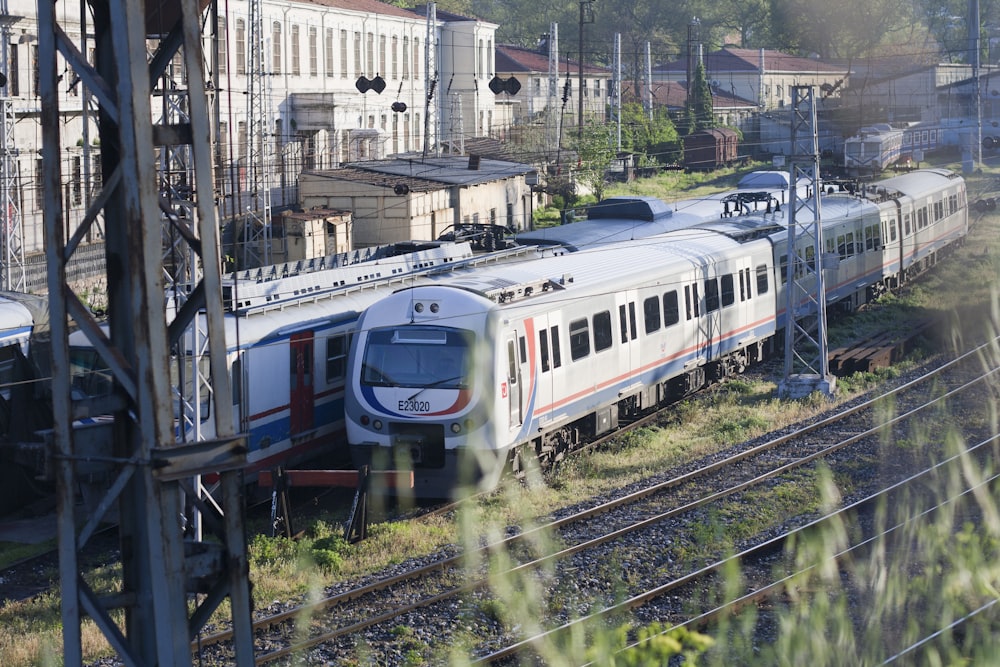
[450,422,462,434]
[360,415,370,425]
[414,302,424,313]
[430,303,440,313]
[464,418,475,430]
[373,419,383,430]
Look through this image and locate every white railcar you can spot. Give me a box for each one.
[346,169,969,498]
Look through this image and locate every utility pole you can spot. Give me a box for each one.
[423,3,438,157]
[577,0,593,136]
[39,0,255,663]
[548,23,560,157]
[779,85,836,399]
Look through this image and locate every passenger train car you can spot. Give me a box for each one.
[344,169,968,499]
[515,170,796,250]
[65,241,547,477]
[844,124,905,175]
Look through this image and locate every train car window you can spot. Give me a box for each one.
[325,334,349,383]
[949,194,958,214]
[540,329,550,372]
[778,255,788,284]
[643,296,661,333]
[569,318,590,361]
[805,245,816,271]
[232,355,242,406]
[663,291,679,326]
[903,213,911,236]
[628,302,637,340]
[507,341,518,386]
[684,286,693,319]
[704,278,720,312]
[721,275,735,307]
[739,270,746,302]
[934,201,943,221]
[756,264,769,294]
[845,232,855,256]
[692,283,700,317]
[619,304,628,344]
[519,335,527,365]
[551,326,562,368]
[593,311,613,352]
[919,207,928,229]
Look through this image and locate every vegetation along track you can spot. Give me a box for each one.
[179,334,1000,665]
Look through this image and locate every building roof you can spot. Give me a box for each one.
[495,44,609,76]
[295,0,420,19]
[304,156,534,191]
[630,80,757,110]
[655,47,844,75]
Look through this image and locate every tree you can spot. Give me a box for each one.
[619,102,680,163]
[572,120,617,202]
[684,61,715,132]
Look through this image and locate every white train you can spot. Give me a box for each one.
[844,124,905,175]
[344,169,969,498]
[514,170,796,250]
[65,242,547,476]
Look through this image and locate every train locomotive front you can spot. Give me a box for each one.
[346,285,515,498]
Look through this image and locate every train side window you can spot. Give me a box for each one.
[540,329,550,372]
[231,356,242,406]
[569,318,590,361]
[739,270,746,301]
[837,234,847,259]
[721,274,735,307]
[519,335,527,364]
[704,278,720,312]
[618,305,628,344]
[845,232,855,256]
[325,333,349,383]
[593,311,613,352]
[551,326,562,368]
[903,213,911,236]
[507,341,518,385]
[756,264,769,294]
[949,194,958,214]
[778,255,788,284]
[643,296,660,333]
[684,286,694,319]
[628,302,637,340]
[663,291,679,326]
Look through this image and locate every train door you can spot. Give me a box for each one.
[289,331,314,434]
[616,291,637,381]
[505,333,523,429]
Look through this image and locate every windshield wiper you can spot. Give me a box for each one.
[406,375,464,401]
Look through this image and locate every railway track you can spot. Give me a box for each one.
[180,336,999,665]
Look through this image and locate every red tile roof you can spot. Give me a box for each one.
[655,47,844,75]
[294,0,420,19]
[495,44,609,76]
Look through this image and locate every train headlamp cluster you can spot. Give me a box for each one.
[413,302,440,314]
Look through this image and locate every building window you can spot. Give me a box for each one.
[217,16,228,74]
[325,28,334,77]
[402,36,409,79]
[354,32,362,77]
[366,32,374,76]
[271,21,282,75]
[235,19,245,75]
[413,38,419,79]
[487,40,492,76]
[290,25,300,75]
[379,34,386,77]
[391,36,398,79]
[308,27,317,76]
[340,30,348,78]
[477,39,484,78]
[8,44,18,96]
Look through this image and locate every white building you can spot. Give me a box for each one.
[0,0,497,264]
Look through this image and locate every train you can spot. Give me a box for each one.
[4,173,807,496]
[844,124,905,175]
[515,170,795,250]
[344,168,969,499]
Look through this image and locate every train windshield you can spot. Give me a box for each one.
[361,326,473,389]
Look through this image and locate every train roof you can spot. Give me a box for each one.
[513,171,794,251]
[866,168,962,198]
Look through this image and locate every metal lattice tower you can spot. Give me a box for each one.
[0,5,24,292]
[779,85,836,399]
[423,3,438,157]
[547,23,560,154]
[243,0,273,267]
[39,0,254,663]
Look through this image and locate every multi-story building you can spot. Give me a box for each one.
[0,0,497,274]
